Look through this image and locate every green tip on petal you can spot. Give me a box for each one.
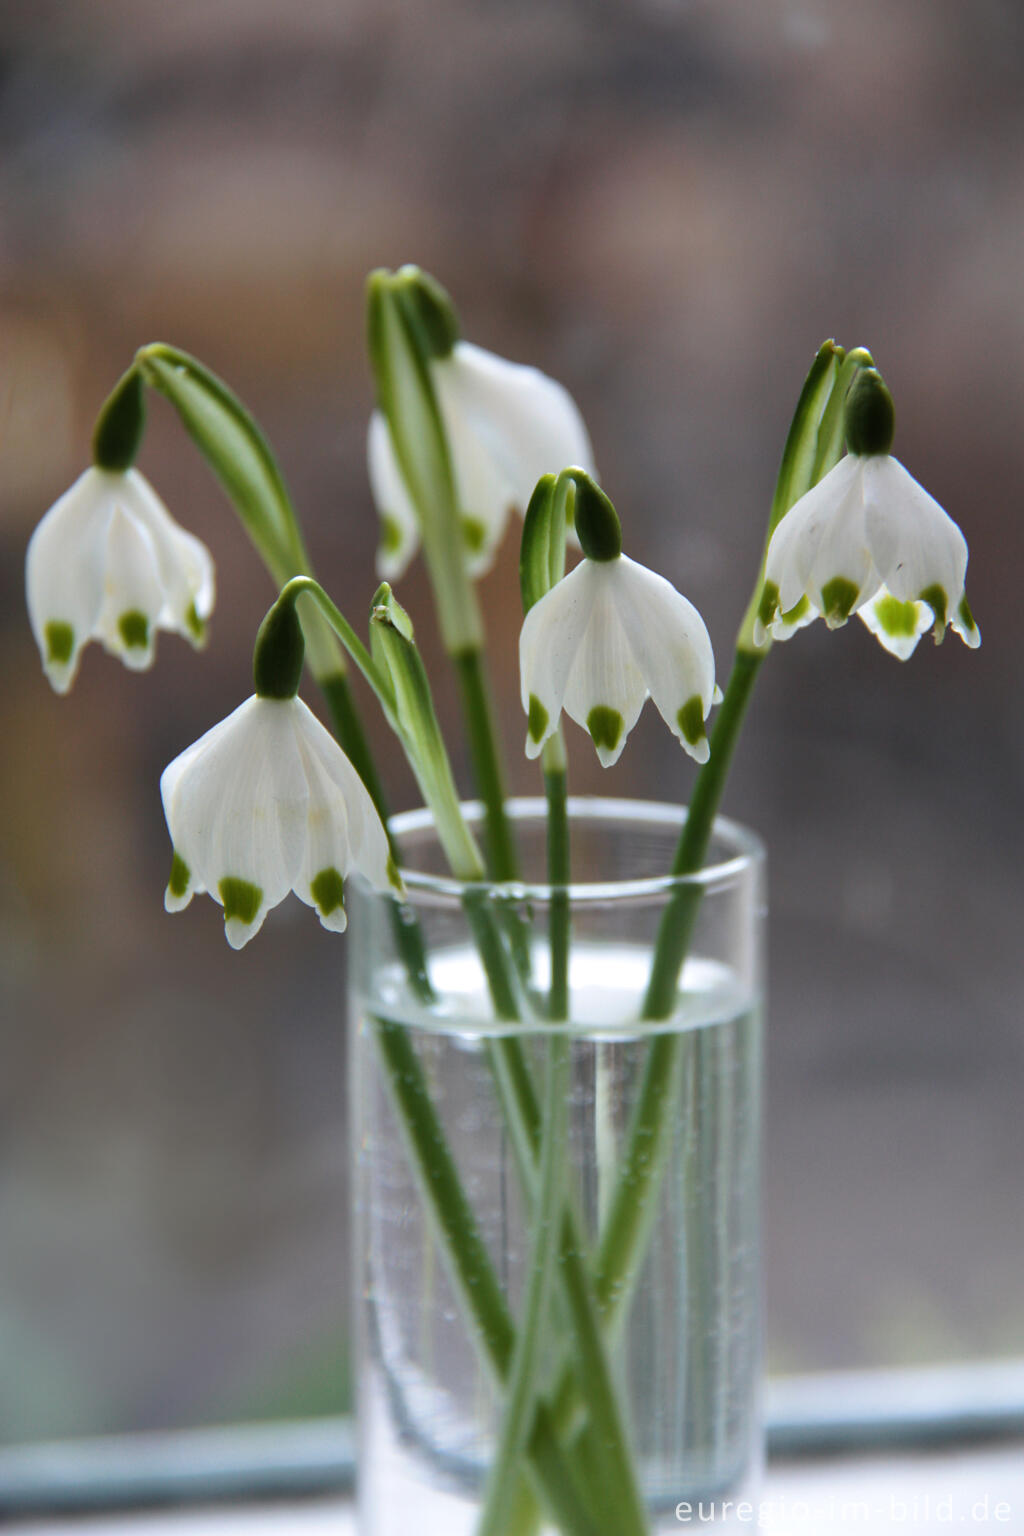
[757,581,780,632]
[379,513,403,556]
[587,705,624,756]
[311,866,346,918]
[781,595,811,626]
[844,368,895,457]
[45,621,74,666]
[219,877,263,925]
[820,576,859,628]
[185,601,207,645]
[461,515,487,555]
[168,851,191,899]
[527,693,550,746]
[918,583,949,638]
[958,594,978,635]
[118,610,150,650]
[873,594,920,640]
[676,695,707,749]
[386,854,405,894]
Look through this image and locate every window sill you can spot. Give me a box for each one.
[7,1442,1024,1535]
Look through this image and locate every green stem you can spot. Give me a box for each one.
[545,753,570,1023]
[319,670,433,1006]
[476,745,568,1536]
[319,670,390,827]
[587,649,763,1333]
[642,648,764,1018]
[371,1018,604,1536]
[538,649,766,1468]
[475,1028,569,1536]
[453,647,519,880]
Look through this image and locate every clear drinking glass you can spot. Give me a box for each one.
[349,798,765,1536]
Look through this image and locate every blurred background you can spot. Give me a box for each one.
[1,0,1022,1446]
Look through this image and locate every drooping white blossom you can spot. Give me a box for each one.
[755,452,980,658]
[520,555,716,767]
[160,695,399,949]
[26,467,215,693]
[369,340,594,580]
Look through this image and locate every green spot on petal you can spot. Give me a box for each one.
[380,513,403,556]
[873,594,920,639]
[219,877,263,926]
[527,693,549,745]
[386,854,405,894]
[587,705,624,755]
[311,866,345,917]
[757,581,780,630]
[168,851,190,898]
[781,594,811,626]
[118,610,149,650]
[45,621,74,665]
[820,576,859,627]
[461,515,487,555]
[185,601,206,644]
[958,594,977,634]
[918,583,948,630]
[676,695,706,748]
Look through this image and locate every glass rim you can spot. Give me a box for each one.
[387,796,764,905]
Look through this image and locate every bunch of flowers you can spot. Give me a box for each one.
[25,266,978,1536]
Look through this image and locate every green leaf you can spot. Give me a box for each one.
[136,344,304,585]
[136,344,347,681]
[371,586,484,881]
[768,340,844,536]
[520,474,569,614]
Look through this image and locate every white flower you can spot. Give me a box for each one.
[160,695,398,949]
[755,453,980,658]
[520,555,716,767]
[369,340,594,580]
[26,467,215,693]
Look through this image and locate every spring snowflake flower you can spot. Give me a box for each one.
[369,338,594,581]
[754,369,979,658]
[161,694,398,949]
[26,467,215,693]
[519,476,716,767]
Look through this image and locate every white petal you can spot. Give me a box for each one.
[519,560,599,758]
[857,587,933,660]
[560,566,647,767]
[765,455,867,620]
[94,506,165,670]
[862,456,968,622]
[610,556,716,762]
[118,471,215,630]
[291,699,394,916]
[367,411,421,580]
[25,469,112,692]
[433,366,518,576]
[442,340,596,514]
[801,461,878,623]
